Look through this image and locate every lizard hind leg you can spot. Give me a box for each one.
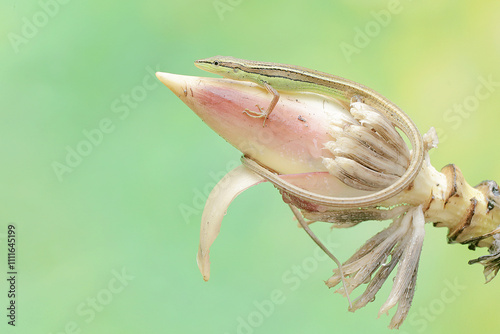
[288,204,353,309]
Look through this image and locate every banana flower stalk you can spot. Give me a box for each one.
[157,71,500,329]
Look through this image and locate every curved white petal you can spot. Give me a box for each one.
[197,164,265,281]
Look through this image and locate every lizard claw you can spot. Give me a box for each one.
[243,104,266,118]
[243,105,268,126]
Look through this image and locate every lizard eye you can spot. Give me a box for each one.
[213,61,220,66]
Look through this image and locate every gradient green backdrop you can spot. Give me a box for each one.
[2,0,500,333]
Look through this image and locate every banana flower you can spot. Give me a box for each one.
[157,70,500,329]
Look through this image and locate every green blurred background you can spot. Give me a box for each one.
[1,0,500,333]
